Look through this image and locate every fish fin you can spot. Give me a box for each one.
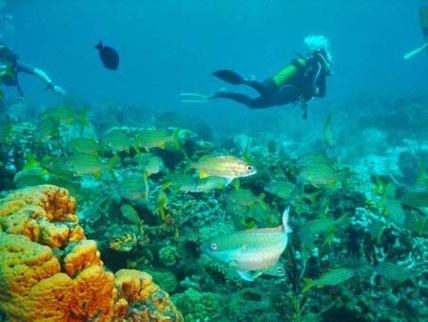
[76,109,90,127]
[132,144,141,155]
[212,69,245,85]
[198,171,210,179]
[170,127,182,150]
[231,178,240,190]
[256,193,267,210]
[106,155,119,178]
[323,226,335,246]
[282,207,292,233]
[95,41,103,50]
[23,152,40,170]
[237,270,259,282]
[302,278,314,293]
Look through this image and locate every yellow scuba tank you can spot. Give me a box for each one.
[272,57,307,87]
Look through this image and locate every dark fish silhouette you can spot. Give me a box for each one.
[95,41,119,70]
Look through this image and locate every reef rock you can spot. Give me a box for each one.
[0,184,183,322]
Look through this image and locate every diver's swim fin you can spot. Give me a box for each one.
[212,69,245,85]
[179,92,210,104]
[403,42,428,60]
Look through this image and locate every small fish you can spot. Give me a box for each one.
[40,107,89,126]
[68,137,102,156]
[238,261,286,281]
[120,204,142,226]
[322,112,336,147]
[40,155,75,177]
[297,152,335,168]
[366,219,385,242]
[226,188,266,209]
[102,129,132,154]
[401,190,428,209]
[135,154,164,176]
[298,163,340,187]
[195,176,227,193]
[298,214,348,246]
[187,155,256,185]
[374,262,417,283]
[201,207,291,281]
[13,168,50,188]
[135,128,180,151]
[303,268,355,292]
[95,40,119,70]
[164,173,198,193]
[384,198,405,226]
[264,180,296,200]
[120,174,148,201]
[64,154,118,177]
[35,116,60,142]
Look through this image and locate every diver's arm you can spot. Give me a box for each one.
[16,61,65,94]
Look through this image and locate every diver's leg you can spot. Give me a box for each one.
[211,90,267,109]
[244,78,278,97]
[243,79,268,94]
[275,85,300,104]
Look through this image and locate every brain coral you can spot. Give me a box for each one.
[0,184,183,322]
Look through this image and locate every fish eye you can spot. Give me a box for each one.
[46,160,53,166]
[247,165,253,171]
[277,267,285,273]
[210,243,218,251]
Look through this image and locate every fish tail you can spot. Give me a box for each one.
[170,127,182,149]
[23,152,40,170]
[282,207,292,233]
[256,193,267,210]
[183,154,194,173]
[302,278,314,293]
[95,41,103,50]
[161,172,174,191]
[76,109,90,127]
[132,140,141,155]
[142,172,149,201]
[106,155,119,177]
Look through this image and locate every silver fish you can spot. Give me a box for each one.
[201,207,291,281]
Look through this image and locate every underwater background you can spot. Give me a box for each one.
[1,0,428,321]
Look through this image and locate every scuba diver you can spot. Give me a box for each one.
[404,6,428,60]
[0,42,65,102]
[180,35,333,119]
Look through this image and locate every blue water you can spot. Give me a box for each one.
[1,2,428,321]
[2,0,427,113]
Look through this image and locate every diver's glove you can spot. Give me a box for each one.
[46,82,66,95]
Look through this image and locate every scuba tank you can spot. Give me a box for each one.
[272,57,307,88]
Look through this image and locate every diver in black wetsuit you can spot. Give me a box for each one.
[0,42,65,101]
[181,35,333,119]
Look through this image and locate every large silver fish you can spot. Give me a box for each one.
[201,207,291,281]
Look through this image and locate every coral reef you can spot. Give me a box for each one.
[0,185,183,322]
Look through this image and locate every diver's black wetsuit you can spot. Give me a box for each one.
[212,50,330,109]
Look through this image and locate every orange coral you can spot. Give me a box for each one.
[0,185,183,322]
[63,240,102,277]
[71,265,116,321]
[115,269,183,321]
